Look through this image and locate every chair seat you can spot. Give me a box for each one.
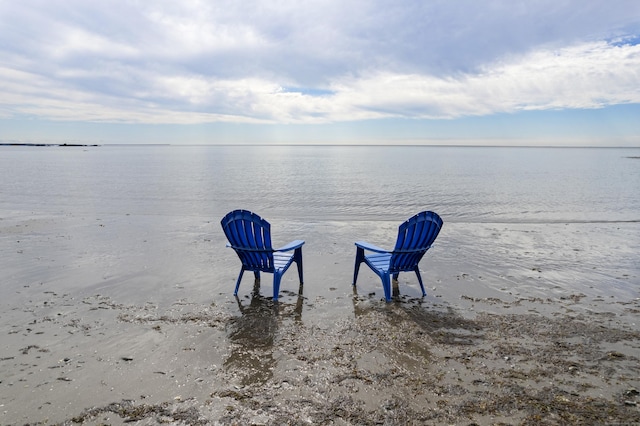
[273,251,295,271]
[364,253,392,272]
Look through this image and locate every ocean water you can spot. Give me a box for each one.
[1,144,639,223]
[1,145,639,307]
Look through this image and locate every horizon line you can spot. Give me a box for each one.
[3,142,640,149]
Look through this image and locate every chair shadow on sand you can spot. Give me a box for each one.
[351,285,484,347]
[223,279,304,386]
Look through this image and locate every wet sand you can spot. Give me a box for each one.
[1,213,639,425]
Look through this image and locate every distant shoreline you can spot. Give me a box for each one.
[2,143,639,149]
[0,143,100,147]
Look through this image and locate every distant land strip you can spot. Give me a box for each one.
[0,143,100,147]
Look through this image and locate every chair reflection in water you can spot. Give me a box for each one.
[353,211,443,302]
[221,210,304,301]
[224,280,304,386]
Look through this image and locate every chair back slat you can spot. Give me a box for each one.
[390,211,442,272]
[221,210,275,271]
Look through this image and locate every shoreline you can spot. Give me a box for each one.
[0,143,100,147]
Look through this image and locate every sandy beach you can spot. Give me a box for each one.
[1,211,639,425]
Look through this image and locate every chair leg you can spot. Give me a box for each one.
[234,267,246,296]
[392,278,400,298]
[381,272,392,302]
[353,247,364,285]
[294,247,304,284]
[273,273,282,302]
[254,271,261,282]
[391,272,400,297]
[414,267,427,297]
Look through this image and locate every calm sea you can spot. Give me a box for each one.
[1,144,639,306]
[1,145,639,223]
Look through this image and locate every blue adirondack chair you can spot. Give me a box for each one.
[221,210,304,301]
[353,211,443,302]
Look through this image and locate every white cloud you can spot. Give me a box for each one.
[50,26,139,60]
[331,40,640,121]
[0,1,639,126]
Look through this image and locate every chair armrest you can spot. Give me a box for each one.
[355,241,390,253]
[275,240,305,252]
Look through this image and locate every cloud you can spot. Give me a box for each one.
[331,39,640,121]
[0,1,639,125]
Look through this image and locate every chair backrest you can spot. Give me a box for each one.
[221,210,275,271]
[390,211,443,272]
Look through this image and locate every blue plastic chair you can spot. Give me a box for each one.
[221,210,304,301]
[353,211,443,302]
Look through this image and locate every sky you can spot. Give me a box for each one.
[1,1,640,146]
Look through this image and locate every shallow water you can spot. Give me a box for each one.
[1,144,638,309]
[1,145,639,303]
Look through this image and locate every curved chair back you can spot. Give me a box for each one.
[221,210,275,272]
[390,211,443,272]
